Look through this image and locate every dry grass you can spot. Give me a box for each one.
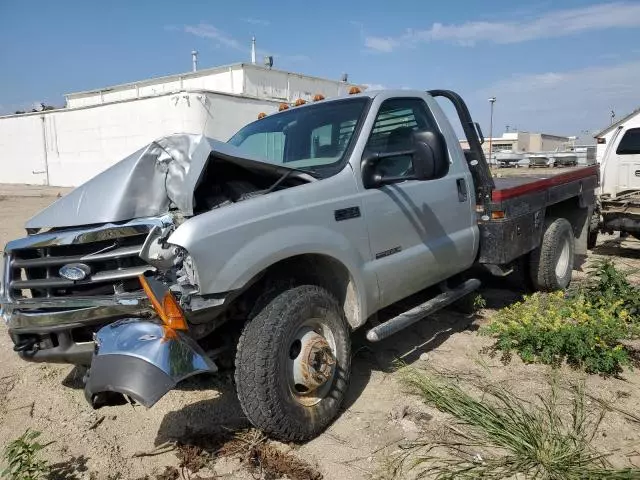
[387,368,640,479]
[174,428,322,480]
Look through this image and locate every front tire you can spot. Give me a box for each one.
[529,217,575,291]
[235,285,351,441]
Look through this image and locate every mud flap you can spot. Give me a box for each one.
[85,319,217,408]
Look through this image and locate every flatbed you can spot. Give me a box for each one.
[492,165,599,201]
[477,165,598,265]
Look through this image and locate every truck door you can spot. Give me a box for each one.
[360,97,477,309]
[612,127,640,193]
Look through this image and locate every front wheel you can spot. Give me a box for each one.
[235,285,351,441]
[529,217,575,291]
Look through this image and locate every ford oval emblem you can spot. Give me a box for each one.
[59,263,91,281]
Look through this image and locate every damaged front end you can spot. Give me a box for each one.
[85,234,219,408]
[85,318,217,408]
[3,133,312,406]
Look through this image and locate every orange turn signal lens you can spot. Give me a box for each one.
[348,86,361,95]
[278,103,289,111]
[162,292,188,331]
[139,275,188,331]
[313,94,325,101]
[294,98,306,106]
[257,112,267,119]
[140,274,163,315]
[491,210,505,219]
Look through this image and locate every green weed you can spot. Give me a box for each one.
[472,294,487,312]
[481,261,639,375]
[1,430,50,480]
[390,368,640,479]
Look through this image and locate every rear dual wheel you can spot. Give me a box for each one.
[529,217,575,291]
[235,285,351,441]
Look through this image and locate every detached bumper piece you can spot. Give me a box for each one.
[85,319,217,408]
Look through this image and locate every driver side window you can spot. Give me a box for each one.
[365,98,438,177]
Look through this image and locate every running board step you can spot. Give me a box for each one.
[366,278,481,342]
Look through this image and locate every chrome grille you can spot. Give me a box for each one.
[8,233,154,299]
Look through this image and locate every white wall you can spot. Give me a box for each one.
[66,67,243,108]
[0,91,279,187]
[2,64,361,187]
[243,66,352,102]
[0,114,47,184]
[202,93,278,141]
[66,64,359,108]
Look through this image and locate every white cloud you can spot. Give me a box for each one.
[183,23,309,66]
[474,60,640,133]
[363,83,387,91]
[364,36,398,53]
[365,2,640,51]
[243,17,270,26]
[184,24,244,51]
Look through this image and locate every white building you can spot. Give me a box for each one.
[594,107,640,163]
[0,63,361,187]
[460,131,571,155]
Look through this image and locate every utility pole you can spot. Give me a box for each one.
[191,50,198,72]
[251,36,256,64]
[488,97,496,165]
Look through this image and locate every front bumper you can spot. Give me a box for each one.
[3,293,151,365]
[85,319,217,408]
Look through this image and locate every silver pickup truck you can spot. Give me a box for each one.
[1,89,598,441]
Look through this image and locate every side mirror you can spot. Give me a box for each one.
[361,130,448,189]
[361,151,415,189]
[411,130,448,180]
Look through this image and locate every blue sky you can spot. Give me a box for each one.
[1,0,640,137]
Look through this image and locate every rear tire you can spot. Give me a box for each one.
[529,217,575,291]
[235,285,351,441]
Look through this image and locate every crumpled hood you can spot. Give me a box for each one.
[25,134,274,230]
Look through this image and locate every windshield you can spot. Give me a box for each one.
[228,97,369,177]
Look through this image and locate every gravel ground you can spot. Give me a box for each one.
[1,184,639,479]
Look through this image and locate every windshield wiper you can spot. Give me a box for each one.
[281,165,320,180]
[262,167,318,195]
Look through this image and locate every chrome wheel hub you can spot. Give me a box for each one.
[287,320,337,406]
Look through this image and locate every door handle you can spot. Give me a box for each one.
[456,178,468,202]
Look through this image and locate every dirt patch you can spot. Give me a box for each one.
[133,466,180,480]
[47,455,90,480]
[174,428,323,480]
[246,442,322,480]
[176,443,209,473]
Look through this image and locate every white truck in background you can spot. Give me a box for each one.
[594,126,640,242]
